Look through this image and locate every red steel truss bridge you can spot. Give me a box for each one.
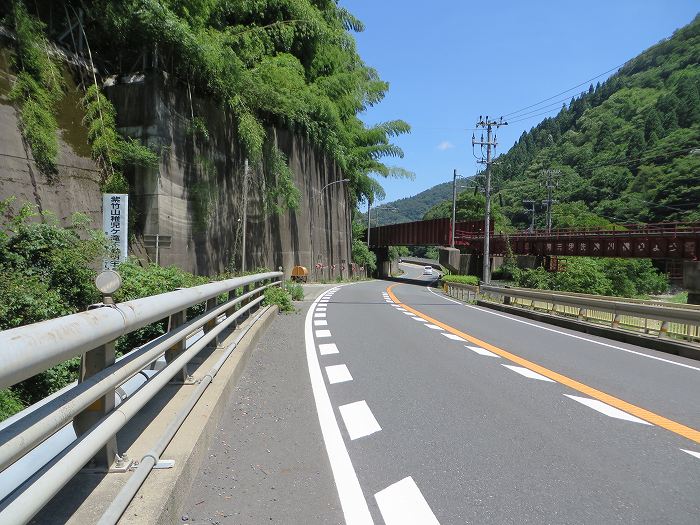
[368,218,700,260]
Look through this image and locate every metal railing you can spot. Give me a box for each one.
[443,281,479,303]
[0,271,282,523]
[443,282,700,343]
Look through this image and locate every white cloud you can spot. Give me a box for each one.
[437,141,454,151]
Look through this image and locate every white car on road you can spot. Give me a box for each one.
[423,266,433,275]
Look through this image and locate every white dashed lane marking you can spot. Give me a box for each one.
[425,324,442,330]
[466,346,500,357]
[681,449,700,460]
[502,364,555,382]
[314,320,328,327]
[564,395,651,425]
[339,400,382,440]
[315,329,332,338]
[375,477,440,525]
[315,312,327,318]
[318,343,339,355]
[441,333,465,341]
[326,364,353,384]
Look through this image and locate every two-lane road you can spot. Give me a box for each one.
[306,263,700,524]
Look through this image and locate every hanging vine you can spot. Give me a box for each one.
[8,1,62,176]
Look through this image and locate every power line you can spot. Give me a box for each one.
[502,61,629,118]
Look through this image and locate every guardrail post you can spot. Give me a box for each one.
[166,309,189,383]
[227,288,239,329]
[658,320,669,338]
[578,308,587,321]
[611,313,621,329]
[74,339,119,470]
[204,297,219,346]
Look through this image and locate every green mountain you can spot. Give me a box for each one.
[363,180,455,226]
[425,15,700,229]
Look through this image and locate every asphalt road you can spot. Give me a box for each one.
[186,265,700,524]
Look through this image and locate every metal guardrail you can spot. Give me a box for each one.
[443,282,700,343]
[442,281,479,302]
[0,271,282,523]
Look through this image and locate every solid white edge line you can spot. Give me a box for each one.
[680,449,700,459]
[375,476,440,525]
[564,394,651,425]
[304,290,374,524]
[424,285,700,372]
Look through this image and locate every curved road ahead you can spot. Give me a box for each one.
[186,263,700,524]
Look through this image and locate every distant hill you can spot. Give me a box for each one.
[423,15,700,229]
[362,180,455,226]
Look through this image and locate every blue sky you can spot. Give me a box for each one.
[341,1,699,203]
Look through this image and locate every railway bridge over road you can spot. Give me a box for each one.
[368,218,700,299]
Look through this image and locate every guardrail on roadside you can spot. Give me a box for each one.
[442,281,479,302]
[0,270,282,523]
[442,282,700,343]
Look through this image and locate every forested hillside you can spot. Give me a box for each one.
[427,15,700,229]
[361,180,454,225]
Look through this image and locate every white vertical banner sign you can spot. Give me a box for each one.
[102,193,128,270]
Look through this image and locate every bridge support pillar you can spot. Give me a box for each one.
[438,247,461,273]
[371,247,390,278]
[683,261,700,304]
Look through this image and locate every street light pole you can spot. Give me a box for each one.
[311,178,350,280]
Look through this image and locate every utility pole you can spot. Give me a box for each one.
[541,169,560,232]
[451,169,458,248]
[241,159,248,273]
[523,199,536,232]
[473,116,507,284]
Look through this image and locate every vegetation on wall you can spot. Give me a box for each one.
[8,1,62,175]
[80,84,158,191]
[40,0,410,209]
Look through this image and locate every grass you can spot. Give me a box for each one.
[441,274,479,286]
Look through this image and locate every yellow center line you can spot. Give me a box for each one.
[387,283,700,445]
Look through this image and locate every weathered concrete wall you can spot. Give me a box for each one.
[106,72,351,277]
[0,46,102,225]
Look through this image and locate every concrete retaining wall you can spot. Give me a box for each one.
[106,72,351,277]
[0,38,351,279]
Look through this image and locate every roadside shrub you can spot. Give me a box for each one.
[285,281,304,301]
[264,286,294,313]
[0,389,24,421]
[0,199,105,417]
[512,257,669,297]
[113,260,210,355]
[441,274,479,286]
